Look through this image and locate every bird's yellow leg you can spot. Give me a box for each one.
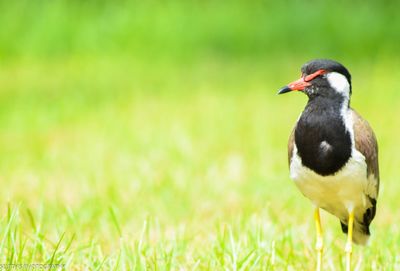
[314,208,323,271]
[345,210,355,271]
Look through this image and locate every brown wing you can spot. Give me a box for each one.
[351,109,379,234]
[352,109,380,184]
[288,126,296,166]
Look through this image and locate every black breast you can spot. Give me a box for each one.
[295,98,352,176]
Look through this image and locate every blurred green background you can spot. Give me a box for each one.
[0,0,399,269]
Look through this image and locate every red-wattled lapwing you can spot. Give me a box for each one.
[278,59,379,271]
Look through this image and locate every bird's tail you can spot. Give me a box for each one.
[340,221,370,245]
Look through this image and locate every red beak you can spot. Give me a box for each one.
[278,69,326,94]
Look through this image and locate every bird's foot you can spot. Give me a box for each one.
[345,209,354,271]
[346,250,352,271]
[316,250,323,271]
[314,208,323,271]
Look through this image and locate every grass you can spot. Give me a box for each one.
[0,56,400,270]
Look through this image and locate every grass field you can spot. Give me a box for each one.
[1,1,400,270]
[1,57,399,270]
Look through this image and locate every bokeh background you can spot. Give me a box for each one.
[0,0,399,269]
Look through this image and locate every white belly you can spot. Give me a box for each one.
[290,148,370,221]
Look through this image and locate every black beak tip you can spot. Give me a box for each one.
[277,86,292,95]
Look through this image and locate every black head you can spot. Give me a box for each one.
[278,59,352,99]
[301,59,352,91]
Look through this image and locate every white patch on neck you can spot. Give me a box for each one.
[327,72,350,99]
[328,72,354,153]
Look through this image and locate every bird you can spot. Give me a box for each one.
[277,59,379,271]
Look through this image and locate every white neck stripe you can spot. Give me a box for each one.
[327,72,350,99]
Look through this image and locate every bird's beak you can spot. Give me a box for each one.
[277,69,326,95]
[277,77,311,95]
